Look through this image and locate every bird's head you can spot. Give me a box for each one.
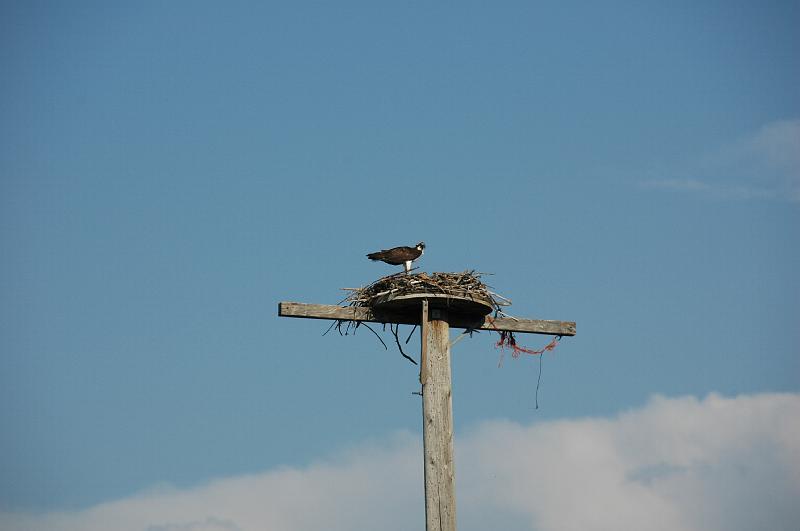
[416,242,426,251]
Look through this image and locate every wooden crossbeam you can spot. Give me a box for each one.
[278,301,576,336]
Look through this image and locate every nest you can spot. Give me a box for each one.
[332,270,557,407]
[341,270,511,312]
[329,270,510,366]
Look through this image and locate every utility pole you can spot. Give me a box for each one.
[279,290,575,531]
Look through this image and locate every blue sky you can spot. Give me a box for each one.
[1,2,799,529]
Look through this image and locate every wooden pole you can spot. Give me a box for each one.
[420,300,457,531]
[277,295,576,531]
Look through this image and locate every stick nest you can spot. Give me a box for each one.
[341,270,510,311]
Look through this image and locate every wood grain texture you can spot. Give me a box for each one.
[421,306,457,531]
[278,301,576,336]
[420,300,429,385]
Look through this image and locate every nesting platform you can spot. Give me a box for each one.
[278,270,576,336]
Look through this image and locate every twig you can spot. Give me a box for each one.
[488,291,513,306]
[358,322,387,350]
[391,324,417,365]
[405,324,417,344]
[497,310,520,321]
[450,328,475,348]
[535,349,543,409]
[322,319,339,336]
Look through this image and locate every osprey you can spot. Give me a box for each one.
[367,242,425,273]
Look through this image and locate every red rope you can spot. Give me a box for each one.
[488,317,560,367]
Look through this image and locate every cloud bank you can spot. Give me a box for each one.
[642,119,800,202]
[2,392,798,531]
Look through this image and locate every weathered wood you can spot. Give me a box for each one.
[279,301,410,323]
[279,301,379,321]
[421,302,457,531]
[478,315,576,336]
[420,300,430,386]
[278,302,576,336]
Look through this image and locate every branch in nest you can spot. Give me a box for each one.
[488,291,513,306]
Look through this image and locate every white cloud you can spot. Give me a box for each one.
[2,393,798,531]
[642,119,800,202]
[747,119,800,179]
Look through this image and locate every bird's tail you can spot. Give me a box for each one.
[366,251,387,261]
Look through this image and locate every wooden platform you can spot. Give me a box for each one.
[279,297,576,336]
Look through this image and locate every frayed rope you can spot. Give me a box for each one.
[495,330,561,368]
[491,325,562,410]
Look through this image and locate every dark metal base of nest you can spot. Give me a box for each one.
[371,292,494,320]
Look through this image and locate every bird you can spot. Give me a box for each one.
[366,242,425,273]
